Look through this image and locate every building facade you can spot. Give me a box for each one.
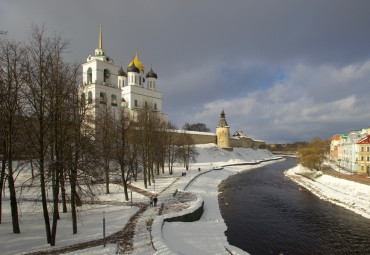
[79,25,167,124]
[330,128,370,174]
[357,135,370,175]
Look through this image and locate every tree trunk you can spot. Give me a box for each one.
[0,158,6,224]
[105,158,110,194]
[60,170,67,213]
[40,157,52,244]
[50,162,61,246]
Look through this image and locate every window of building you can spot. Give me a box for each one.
[111,94,117,106]
[135,76,137,84]
[87,68,92,84]
[88,91,92,104]
[367,147,370,152]
[134,99,138,107]
[100,92,106,104]
[361,166,364,170]
[139,77,141,86]
[154,103,157,110]
[361,146,364,152]
[104,69,110,83]
[361,156,364,161]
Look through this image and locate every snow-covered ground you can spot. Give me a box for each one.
[285,164,370,219]
[9,144,360,255]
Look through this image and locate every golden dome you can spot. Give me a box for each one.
[128,50,145,72]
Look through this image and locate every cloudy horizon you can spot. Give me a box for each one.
[2,0,370,143]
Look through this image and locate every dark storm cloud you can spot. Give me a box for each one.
[2,0,370,142]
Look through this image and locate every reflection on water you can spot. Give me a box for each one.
[219,157,370,255]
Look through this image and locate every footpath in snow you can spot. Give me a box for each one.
[285,164,370,219]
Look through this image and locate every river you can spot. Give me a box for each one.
[219,157,370,255]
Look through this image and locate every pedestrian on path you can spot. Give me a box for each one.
[153,196,158,207]
[150,197,153,207]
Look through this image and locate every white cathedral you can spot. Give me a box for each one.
[80,25,168,123]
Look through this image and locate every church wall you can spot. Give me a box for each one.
[122,85,163,111]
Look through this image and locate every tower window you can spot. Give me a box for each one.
[154,103,157,110]
[88,91,92,104]
[111,94,117,106]
[104,69,110,83]
[87,68,92,84]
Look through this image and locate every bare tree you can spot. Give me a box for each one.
[95,105,115,194]
[0,39,26,233]
[136,103,163,187]
[177,131,198,170]
[164,122,178,175]
[22,25,71,245]
[112,107,132,200]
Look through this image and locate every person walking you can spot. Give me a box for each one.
[153,196,158,207]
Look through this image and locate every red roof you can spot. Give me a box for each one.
[357,135,370,145]
[331,134,340,141]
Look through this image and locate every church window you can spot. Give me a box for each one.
[88,91,93,104]
[139,77,141,86]
[154,103,157,110]
[100,92,107,104]
[135,76,137,84]
[153,81,156,89]
[104,69,110,83]
[119,80,121,89]
[111,94,117,106]
[134,99,138,107]
[87,68,92,84]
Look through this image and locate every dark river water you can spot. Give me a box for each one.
[219,157,370,255]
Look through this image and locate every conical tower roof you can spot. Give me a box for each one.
[217,109,228,127]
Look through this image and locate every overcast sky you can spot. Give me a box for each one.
[2,0,370,143]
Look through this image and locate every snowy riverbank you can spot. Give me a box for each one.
[285,165,370,219]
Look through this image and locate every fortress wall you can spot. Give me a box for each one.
[171,130,217,145]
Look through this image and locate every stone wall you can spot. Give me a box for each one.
[170,130,217,145]
[172,130,266,149]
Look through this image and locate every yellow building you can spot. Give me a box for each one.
[356,135,370,175]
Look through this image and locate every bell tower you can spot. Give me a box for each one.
[216,109,231,150]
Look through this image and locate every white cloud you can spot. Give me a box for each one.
[186,61,370,143]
